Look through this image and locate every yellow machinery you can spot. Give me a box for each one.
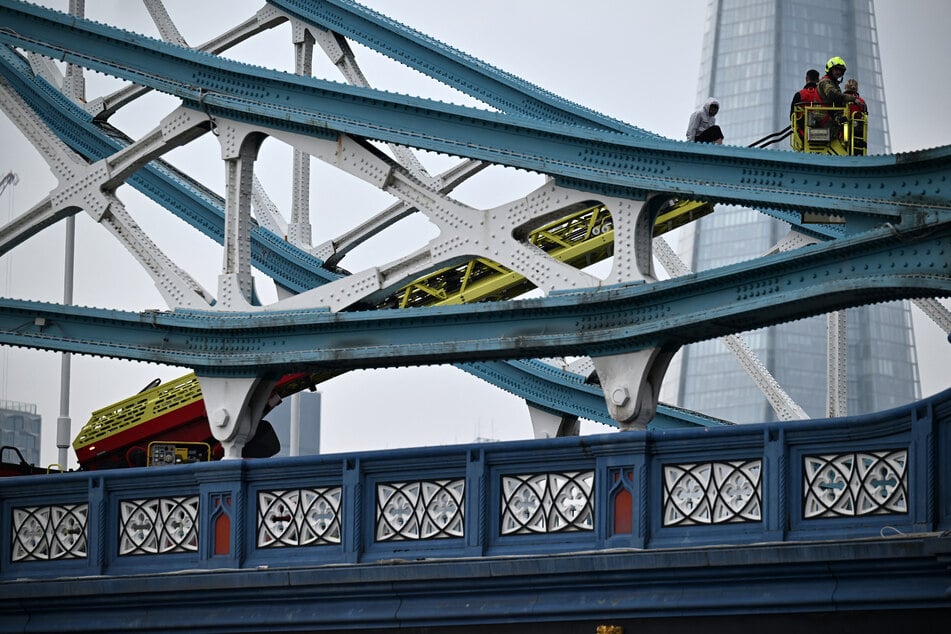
[790,103,867,156]
[389,199,713,309]
[73,370,333,470]
[73,373,208,469]
[146,441,212,466]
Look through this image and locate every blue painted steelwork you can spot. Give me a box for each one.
[0,1,948,429]
[1,2,949,220]
[0,6,944,367]
[0,2,948,627]
[459,359,730,428]
[268,0,657,136]
[0,25,717,429]
[1,386,949,630]
[0,218,946,374]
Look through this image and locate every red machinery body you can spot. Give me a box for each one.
[72,373,312,470]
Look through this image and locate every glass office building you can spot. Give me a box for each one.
[268,392,322,457]
[668,0,920,422]
[0,400,42,465]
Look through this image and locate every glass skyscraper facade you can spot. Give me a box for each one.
[669,0,920,423]
[268,392,322,457]
[0,401,42,465]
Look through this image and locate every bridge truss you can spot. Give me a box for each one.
[0,0,949,461]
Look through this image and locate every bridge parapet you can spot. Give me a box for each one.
[2,387,949,581]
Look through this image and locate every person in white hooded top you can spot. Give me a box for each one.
[686,98,724,144]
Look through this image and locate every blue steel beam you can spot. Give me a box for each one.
[0,1,949,222]
[266,0,657,136]
[459,359,730,428]
[2,10,847,247]
[0,221,946,374]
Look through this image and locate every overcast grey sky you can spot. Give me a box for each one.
[0,1,948,469]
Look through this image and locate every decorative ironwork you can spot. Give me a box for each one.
[376,479,464,541]
[118,496,199,555]
[803,449,908,518]
[663,460,762,526]
[11,504,88,562]
[500,471,594,535]
[257,487,342,548]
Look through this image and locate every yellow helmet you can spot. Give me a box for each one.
[826,56,847,72]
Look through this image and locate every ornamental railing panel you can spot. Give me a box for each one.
[662,460,763,527]
[376,479,465,541]
[500,471,594,535]
[0,387,946,580]
[257,487,343,548]
[118,496,199,556]
[802,449,908,519]
[11,504,88,562]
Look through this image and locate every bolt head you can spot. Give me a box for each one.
[210,407,230,427]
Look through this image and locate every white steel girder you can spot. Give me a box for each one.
[308,20,437,186]
[591,348,677,428]
[143,0,189,47]
[198,375,278,459]
[0,79,215,308]
[252,176,289,238]
[913,298,951,334]
[527,405,579,438]
[772,230,836,418]
[217,121,267,308]
[288,21,314,248]
[84,4,286,120]
[262,128,649,312]
[310,159,486,266]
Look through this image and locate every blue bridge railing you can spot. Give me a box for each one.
[2,387,949,581]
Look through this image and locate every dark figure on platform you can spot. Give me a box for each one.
[843,78,867,114]
[686,98,724,144]
[843,78,868,154]
[790,69,821,115]
[817,56,857,107]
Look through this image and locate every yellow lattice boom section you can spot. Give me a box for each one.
[73,373,204,451]
[388,200,712,309]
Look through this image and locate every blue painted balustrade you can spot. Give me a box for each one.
[2,386,949,582]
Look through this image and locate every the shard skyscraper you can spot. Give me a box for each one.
[667,0,920,423]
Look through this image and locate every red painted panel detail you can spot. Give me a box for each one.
[214,512,231,556]
[613,488,633,535]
